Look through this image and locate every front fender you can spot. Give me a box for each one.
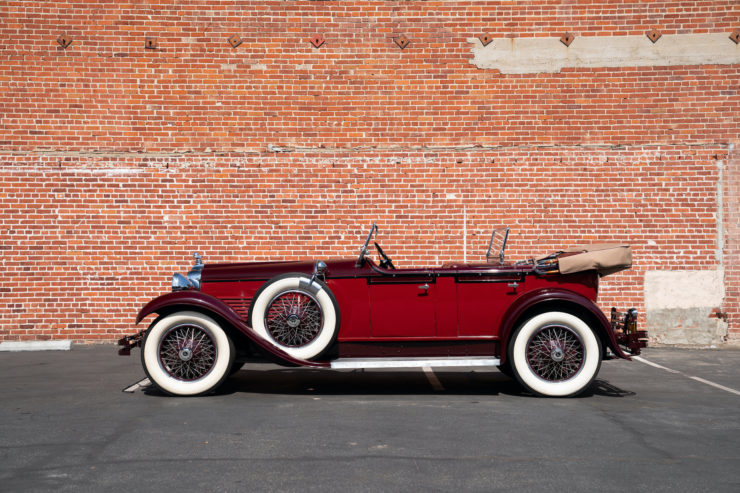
[136,291,328,368]
[498,288,629,364]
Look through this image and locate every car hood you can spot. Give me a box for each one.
[201,259,358,282]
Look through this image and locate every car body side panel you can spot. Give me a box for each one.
[455,273,522,337]
[369,275,436,337]
[327,278,371,340]
[445,269,597,339]
[434,276,458,338]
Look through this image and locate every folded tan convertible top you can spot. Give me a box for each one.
[557,244,632,276]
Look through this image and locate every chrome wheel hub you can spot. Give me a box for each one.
[178,347,193,361]
[286,314,301,328]
[550,347,565,362]
[158,324,216,381]
[526,324,584,382]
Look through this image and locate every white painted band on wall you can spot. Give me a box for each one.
[644,270,725,310]
[469,34,740,74]
[0,341,72,352]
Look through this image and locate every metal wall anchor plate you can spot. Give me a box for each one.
[646,29,662,43]
[730,29,740,44]
[57,35,72,49]
[560,32,575,47]
[228,34,242,48]
[478,33,493,46]
[145,37,157,49]
[310,34,325,48]
[394,35,410,49]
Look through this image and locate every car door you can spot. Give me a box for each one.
[455,271,524,337]
[368,272,436,337]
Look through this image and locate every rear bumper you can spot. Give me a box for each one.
[611,307,648,355]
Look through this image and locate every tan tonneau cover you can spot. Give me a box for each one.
[557,244,632,276]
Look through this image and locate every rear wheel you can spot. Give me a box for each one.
[508,311,601,397]
[141,311,234,396]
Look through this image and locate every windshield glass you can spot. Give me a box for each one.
[486,227,510,264]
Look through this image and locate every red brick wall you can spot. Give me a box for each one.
[1,1,738,343]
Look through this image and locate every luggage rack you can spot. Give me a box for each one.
[532,252,561,275]
[610,308,648,355]
[514,252,561,275]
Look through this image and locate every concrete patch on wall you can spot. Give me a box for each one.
[469,34,740,74]
[645,270,727,345]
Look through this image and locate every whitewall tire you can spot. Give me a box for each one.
[141,311,235,396]
[249,274,339,360]
[509,311,602,397]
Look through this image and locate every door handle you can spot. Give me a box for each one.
[418,283,430,291]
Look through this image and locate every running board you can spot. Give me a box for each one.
[330,356,500,370]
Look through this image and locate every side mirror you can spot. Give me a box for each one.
[311,260,327,284]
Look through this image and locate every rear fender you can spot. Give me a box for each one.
[498,288,629,364]
[136,291,328,368]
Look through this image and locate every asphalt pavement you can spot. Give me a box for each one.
[1,345,739,492]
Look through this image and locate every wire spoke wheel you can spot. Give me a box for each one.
[265,290,323,347]
[510,312,601,397]
[250,274,339,360]
[143,311,234,396]
[526,324,584,382]
[158,324,217,381]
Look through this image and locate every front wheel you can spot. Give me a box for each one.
[508,311,602,397]
[141,311,235,396]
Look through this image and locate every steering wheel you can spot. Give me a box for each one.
[374,242,396,270]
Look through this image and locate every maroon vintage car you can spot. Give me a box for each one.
[119,223,646,397]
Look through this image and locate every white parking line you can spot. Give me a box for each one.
[632,355,680,373]
[422,366,444,391]
[634,356,740,396]
[688,376,740,396]
[122,378,151,393]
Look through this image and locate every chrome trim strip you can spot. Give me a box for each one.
[330,357,500,369]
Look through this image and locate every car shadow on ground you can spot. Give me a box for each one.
[141,368,636,398]
[218,368,521,397]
